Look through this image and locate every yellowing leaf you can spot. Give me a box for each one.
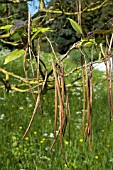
[31,27,50,41]
[0,25,13,30]
[81,38,97,47]
[4,49,25,65]
[68,18,83,35]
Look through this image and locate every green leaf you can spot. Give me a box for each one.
[68,18,83,35]
[4,49,25,65]
[81,38,97,47]
[0,25,13,30]
[31,27,50,41]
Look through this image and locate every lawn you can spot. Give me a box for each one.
[0,49,113,169]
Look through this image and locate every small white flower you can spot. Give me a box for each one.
[50,133,54,138]
[76,92,80,96]
[26,97,29,100]
[72,92,76,95]
[19,107,23,110]
[0,114,5,120]
[45,147,49,151]
[76,87,81,90]
[110,158,113,162]
[76,111,81,114]
[28,104,33,108]
[0,98,5,100]
[76,126,80,129]
[43,133,48,137]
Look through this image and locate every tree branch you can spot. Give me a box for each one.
[0,0,32,3]
[32,0,109,18]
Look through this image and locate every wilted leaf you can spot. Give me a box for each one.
[68,18,83,35]
[4,49,25,65]
[10,20,27,32]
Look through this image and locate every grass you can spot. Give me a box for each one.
[0,49,113,169]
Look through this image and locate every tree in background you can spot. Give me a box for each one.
[0,0,28,50]
[46,0,113,54]
[29,0,113,54]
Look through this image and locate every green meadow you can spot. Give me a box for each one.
[0,50,113,170]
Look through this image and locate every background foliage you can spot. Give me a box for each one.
[1,0,113,53]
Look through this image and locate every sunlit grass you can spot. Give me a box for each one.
[1,51,113,169]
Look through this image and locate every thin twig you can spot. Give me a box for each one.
[22,90,41,140]
[28,10,34,77]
